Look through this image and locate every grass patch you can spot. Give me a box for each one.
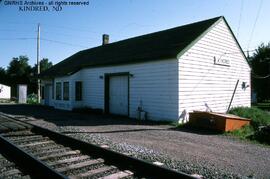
[229,107,270,128]
[228,107,270,144]
[252,100,270,111]
[227,125,255,139]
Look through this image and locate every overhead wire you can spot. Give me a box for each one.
[236,0,244,38]
[246,0,263,50]
[41,23,100,35]
[0,37,36,40]
[40,38,88,48]
[42,30,100,41]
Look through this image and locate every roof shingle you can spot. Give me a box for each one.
[40,16,222,78]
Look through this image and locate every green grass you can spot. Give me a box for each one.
[228,107,270,144]
[252,101,270,111]
[229,107,270,129]
[227,125,255,139]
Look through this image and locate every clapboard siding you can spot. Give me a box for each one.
[178,19,251,119]
[69,59,179,121]
[44,18,251,122]
[52,72,83,110]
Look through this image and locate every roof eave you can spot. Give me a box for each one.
[176,16,223,59]
[222,17,251,70]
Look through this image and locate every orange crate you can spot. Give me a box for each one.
[189,111,250,132]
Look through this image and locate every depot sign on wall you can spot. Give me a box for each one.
[214,56,230,66]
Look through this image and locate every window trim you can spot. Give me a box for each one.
[55,82,62,100]
[63,81,69,101]
[75,81,82,101]
[41,86,45,100]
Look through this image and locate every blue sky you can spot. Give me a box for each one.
[0,0,269,68]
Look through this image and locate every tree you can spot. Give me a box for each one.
[32,58,53,74]
[250,43,270,102]
[6,56,32,97]
[4,56,53,97]
[0,67,8,85]
[30,58,53,97]
[7,56,31,77]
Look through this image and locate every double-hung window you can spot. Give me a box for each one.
[63,82,69,101]
[56,82,62,100]
[75,81,82,101]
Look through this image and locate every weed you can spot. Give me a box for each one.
[228,107,270,144]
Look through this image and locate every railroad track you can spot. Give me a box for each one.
[0,112,195,179]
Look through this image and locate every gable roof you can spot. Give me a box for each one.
[40,16,223,78]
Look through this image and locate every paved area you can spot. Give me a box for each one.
[0,104,269,178]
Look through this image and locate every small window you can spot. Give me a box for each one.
[56,82,62,100]
[63,82,69,101]
[75,81,82,101]
[41,86,45,100]
[52,83,54,99]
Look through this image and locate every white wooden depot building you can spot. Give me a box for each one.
[40,16,251,122]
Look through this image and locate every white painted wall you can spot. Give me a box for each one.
[81,59,178,121]
[178,19,251,122]
[0,84,11,99]
[52,59,178,121]
[52,71,83,110]
[44,18,251,122]
[41,80,54,106]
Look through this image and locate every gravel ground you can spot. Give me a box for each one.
[0,104,270,179]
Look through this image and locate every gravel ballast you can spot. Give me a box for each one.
[0,104,269,178]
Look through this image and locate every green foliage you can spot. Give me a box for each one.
[7,56,31,77]
[32,58,53,74]
[6,56,32,96]
[228,107,270,144]
[0,67,8,85]
[229,107,270,129]
[2,56,53,97]
[228,125,255,139]
[27,93,38,104]
[252,102,270,110]
[253,126,270,144]
[249,43,270,102]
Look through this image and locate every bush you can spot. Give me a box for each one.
[229,107,270,129]
[228,107,270,144]
[27,93,38,104]
[253,125,270,144]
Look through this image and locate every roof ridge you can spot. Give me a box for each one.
[40,16,223,78]
[79,16,223,53]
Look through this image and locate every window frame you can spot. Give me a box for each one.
[75,81,82,101]
[63,81,69,101]
[55,82,62,100]
[41,86,45,100]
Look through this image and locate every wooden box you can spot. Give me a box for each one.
[189,111,250,132]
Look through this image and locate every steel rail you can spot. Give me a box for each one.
[0,112,196,179]
[0,134,67,179]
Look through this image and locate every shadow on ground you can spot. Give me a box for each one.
[0,104,220,135]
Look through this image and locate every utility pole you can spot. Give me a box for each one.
[37,23,40,103]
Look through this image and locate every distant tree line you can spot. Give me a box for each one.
[0,56,53,97]
[249,43,270,102]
